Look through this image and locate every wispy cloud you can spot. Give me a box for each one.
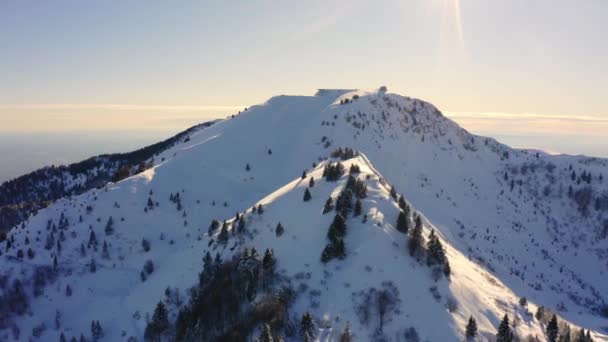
[0,104,244,111]
[445,111,608,138]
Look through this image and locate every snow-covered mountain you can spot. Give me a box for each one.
[1,88,606,341]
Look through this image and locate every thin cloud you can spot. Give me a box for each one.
[0,104,244,111]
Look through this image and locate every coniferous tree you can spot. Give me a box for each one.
[145,301,169,341]
[327,214,346,243]
[89,258,97,273]
[339,322,353,342]
[408,215,423,258]
[142,238,151,252]
[354,199,362,217]
[102,241,110,259]
[396,210,409,233]
[91,320,103,341]
[496,314,513,342]
[218,222,229,244]
[301,170,307,179]
[88,231,98,249]
[465,316,478,340]
[547,314,559,342]
[237,217,246,233]
[300,312,315,340]
[258,323,274,342]
[275,222,285,237]
[323,197,334,214]
[398,195,407,211]
[303,188,312,202]
[309,177,315,187]
[390,185,397,199]
[104,217,114,235]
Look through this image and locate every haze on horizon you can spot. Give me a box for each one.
[1,0,607,169]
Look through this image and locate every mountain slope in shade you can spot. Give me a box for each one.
[1,88,607,341]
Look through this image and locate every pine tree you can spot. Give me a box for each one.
[547,314,559,342]
[218,221,229,243]
[89,258,97,273]
[339,322,353,342]
[102,241,110,259]
[465,316,477,340]
[88,231,97,248]
[323,197,334,214]
[496,314,513,342]
[396,210,409,233]
[390,185,397,199]
[91,320,103,341]
[327,214,347,243]
[104,217,114,235]
[398,195,407,211]
[300,312,315,340]
[309,177,315,187]
[408,216,423,258]
[354,199,362,217]
[303,188,312,202]
[238,217,246,233]
[258,323,274,342]
[301,170,307,179]
[275,222,285,237]
[145,301,169,341]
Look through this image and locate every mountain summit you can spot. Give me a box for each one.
[1,88,606,341]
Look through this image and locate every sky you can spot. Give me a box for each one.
[0,0,607,174]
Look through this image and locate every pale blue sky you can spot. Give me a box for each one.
[0,0,607,161]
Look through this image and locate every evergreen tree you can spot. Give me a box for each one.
[323,197,334,214]
[301,170,307,179]
[300,312,315,340]
[91,320,103,341]
[89,258,97,273]
[396,210,409,233]
[398,195,407,211]
[237,217,246,233]
[443,260,451,278]
[408,215,423,258]
[390,185,397,199]
[142,238,151,252]
[104,217,114,235]
[102,241,110,259]
[275,222,285,237]
[354,199,362,217]
[496,314,513,342]
[218,221,229,243]
[87,231,97,248]
[327,214,347,243]
[547,314,559,342]
[309,177,315,188]
[465,316,477,340]
[258,323,274,342]
[339,322,353,342]
[145,301,169,341]
[303,188,312,202]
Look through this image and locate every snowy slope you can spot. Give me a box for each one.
[1,88,607,341]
